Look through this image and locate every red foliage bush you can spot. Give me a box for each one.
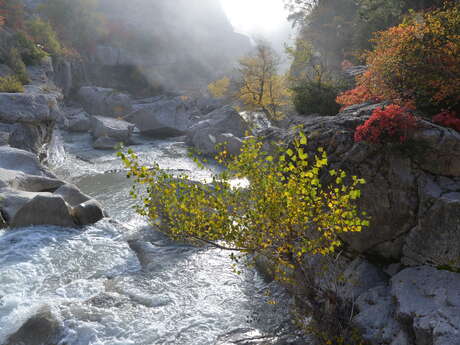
[433,110,460,132]
[354,104,418,144]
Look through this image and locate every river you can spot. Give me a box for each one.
[0,130,296,345]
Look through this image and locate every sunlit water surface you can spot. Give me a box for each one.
[0,131,295,345]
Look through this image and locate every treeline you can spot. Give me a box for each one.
[284,0,459,118]
[286,0,445,66]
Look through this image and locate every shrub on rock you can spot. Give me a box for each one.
[354,104,418,144]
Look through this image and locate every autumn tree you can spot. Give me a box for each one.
[119,133,369,282]
[337,3,460,114]
[237,43,292,120]
[208,76,230,99]
[209,43,291,121]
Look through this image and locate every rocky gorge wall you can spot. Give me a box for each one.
[260,103,460,345]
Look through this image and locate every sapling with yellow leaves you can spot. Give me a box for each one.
[118,133,369,282]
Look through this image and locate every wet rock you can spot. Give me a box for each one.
[10,193,76,228]
[391,267,460,345]
[71,199,104,225]
[66,110,91,132]
[53,183,91,206]
[5,308,61,345]
[91,115,134,142]
[128,97,202,137]
[0,146,55,177]
[78,86,133,117]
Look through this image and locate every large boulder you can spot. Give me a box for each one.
[391,267,460,345]
[188,106,250,139]
[71,199,105,225]
[65,110,91,132]
[10,193,76,228]
[91,116,134,142]
[0,168,64,193]
[78,86,133,117]
[186,106,250,155]
[0,146,55,177]
[0,188,37,224]
[128,97,202,137]
[0,92,60,124]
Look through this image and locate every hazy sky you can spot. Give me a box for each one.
[220,0,291,36]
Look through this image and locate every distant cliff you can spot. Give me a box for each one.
[90,0,252,93]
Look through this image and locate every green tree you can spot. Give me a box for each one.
[286,39,342,115]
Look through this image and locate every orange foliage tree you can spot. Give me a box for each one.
[337,3,460,115]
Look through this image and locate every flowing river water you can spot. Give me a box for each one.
[0,131,297,345]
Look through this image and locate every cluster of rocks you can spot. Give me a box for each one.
[0,146,104,229]
[261,103,460,345]
[72,85,252,155]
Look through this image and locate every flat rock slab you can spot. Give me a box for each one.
[128,97,202,137]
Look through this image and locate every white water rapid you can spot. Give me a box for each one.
[0,131,296,345]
